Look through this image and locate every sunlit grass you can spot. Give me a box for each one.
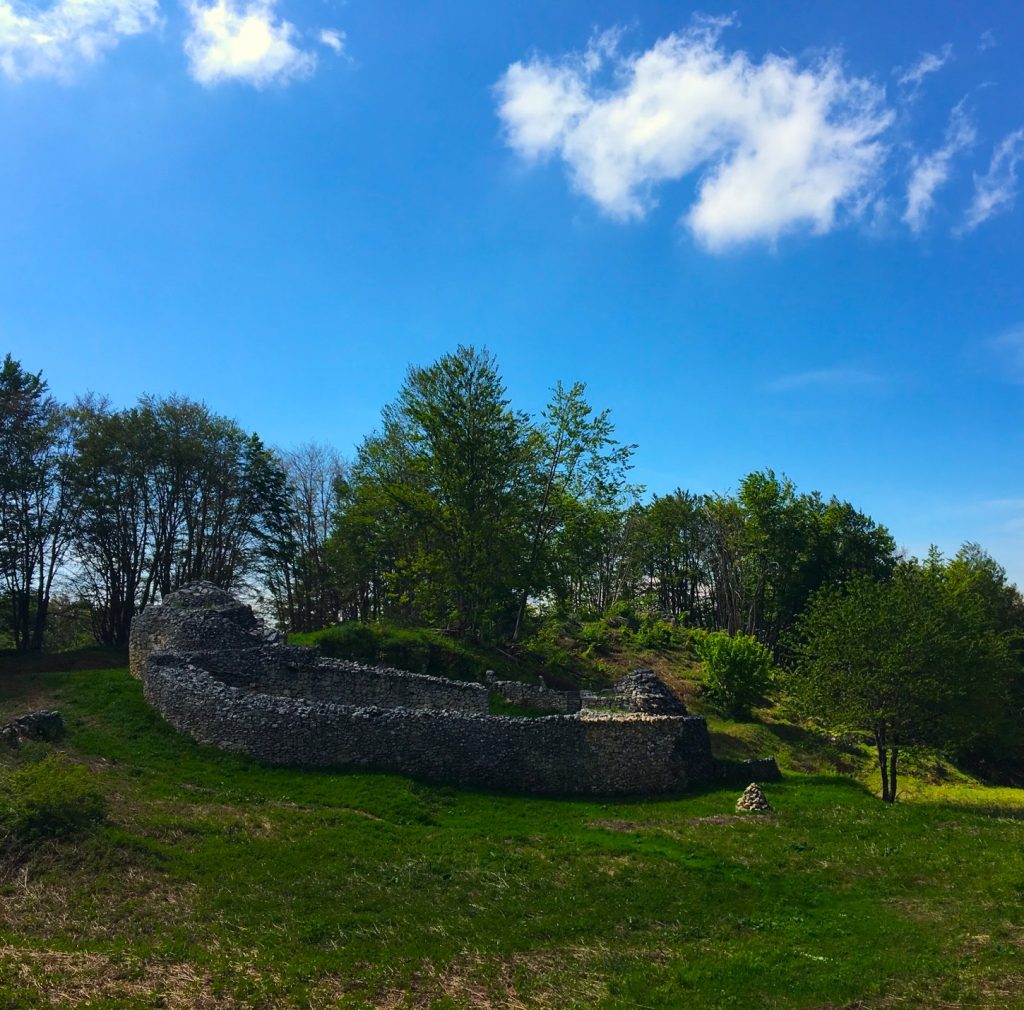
[0,665,1021,1008]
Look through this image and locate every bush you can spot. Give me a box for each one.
[694,631,773,719]
[601,600,639,631]
[0,755,106,849]
[628,617,678,651]
[577,619,612,654]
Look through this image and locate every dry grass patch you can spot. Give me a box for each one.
[0,849,199,944]
[315,943,655,1010]
[0,944,234,1009]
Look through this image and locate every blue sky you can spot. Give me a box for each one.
[2,0,1023,583]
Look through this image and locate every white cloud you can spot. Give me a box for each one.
[184,0,315,87]
[495,21,893,251]
[0,0,161,80]
[318,27,342,53]
[766,367,885,393]
[904,100,975,232]
[960,128,1024,233]
[978,30,996,53]
[896,43,952,89]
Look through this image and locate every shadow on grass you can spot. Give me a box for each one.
[711,716,867,777]
[0,646,128,677]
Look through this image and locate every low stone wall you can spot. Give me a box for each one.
[208,652,490,714]
[713,756,783,785]
[130,583,779,795]
[143,656,714,794]
[488,677,582,714]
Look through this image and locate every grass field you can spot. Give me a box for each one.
[0,662,1022,1009]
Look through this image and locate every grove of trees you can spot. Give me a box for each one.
[3,346,1022,793]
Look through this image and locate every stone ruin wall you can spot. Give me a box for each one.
[485,675,582,714]
[130,583,778,795]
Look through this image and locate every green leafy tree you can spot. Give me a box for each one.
[512,381,636,640]
[72,395,290,644]
[695,471,894,649]
[943,544,1024,779]
[787,557,1014,802]
[633,490,710,623]
[345,346,534,639]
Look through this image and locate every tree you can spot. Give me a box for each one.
[694,630,774,719]
[0,356,77,651]
[344,346,534,639]
[71,395,290,644]
[633,490,709,623]
[787,558,1014,801]
[513,381,637,637]
[262,443,347,632]
[943,544,1024,780]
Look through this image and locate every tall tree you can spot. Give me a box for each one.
[512,381,636,639]
[633,490,710,623]
[0,356,77,651]
[345,346,534,639]
[71,395,290,644]
[263,443,347,632]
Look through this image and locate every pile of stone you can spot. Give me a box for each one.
[1,710,64,748]
[580,668,689,716]
[611,668,688,715]
[736,782,772,813]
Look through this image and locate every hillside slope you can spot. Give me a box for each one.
[0,664,1021,1009]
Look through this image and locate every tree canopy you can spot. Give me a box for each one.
[787,554,1018,801]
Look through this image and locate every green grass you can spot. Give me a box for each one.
[0,665,1022,1008]
[290,623,546,684]
[289,617,702,690]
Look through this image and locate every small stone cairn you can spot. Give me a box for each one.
[736,782,772,813]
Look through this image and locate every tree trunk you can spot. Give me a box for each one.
[888,748,899,804]
[877,743,891,802]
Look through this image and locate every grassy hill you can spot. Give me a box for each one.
[0,651,1022,1008]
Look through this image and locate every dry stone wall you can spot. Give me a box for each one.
[130,583,778,795]
[143,656,715,794]
[486,675,582,714]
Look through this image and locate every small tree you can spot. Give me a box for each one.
[787,558,1013,802]
[694,630,773,719]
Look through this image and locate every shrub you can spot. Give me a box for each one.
[577,619,612,654]
[602,600,639,630]
[377,627,433,675]
[523,619,576,678]
[629,617,677,651]
[694,631,774,719]
[0,755,106,850]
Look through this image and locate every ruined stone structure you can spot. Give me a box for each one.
[130,583,778,795]
[1,710,64,748]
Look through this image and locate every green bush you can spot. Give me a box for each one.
[629,617,677,651]
[0,755,106,849]
[694,630,774,719]
[577,619,612,654]
[601,600,639,630]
